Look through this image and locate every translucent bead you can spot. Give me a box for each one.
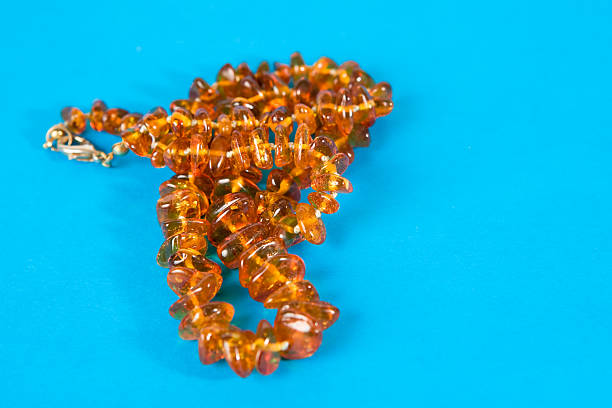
[120,113,143,132]
[161,218,210,239]
[217,222,268,268]
[247,253,305,302]
[163,137,192,174]
[61,107,87,134]
[157,189,204,224]
[103,108,128,135]
[208,134,231,177]
[293,124,312,169]
[295,203,326,245]
[231,105,257,135]
[157,232,208,268]
[207,193,257,246]
[89,100,107,131]
[293,103,317,133]
[168,282,221,320]
[222,329,256,378]
[267,106,293,134]
[230,130,251,172]
[212,176,260,198]
[351,84,376,127]
[190,133,210,177]
[122,128,153,157]
[280,300,340,330]
[273,126,292,167]
[150,133,174,167]
[309,57,338,90]
[193,109,213,143]
[274,306,322,359]
[289,51,309,81]
[179,301,234,340]
[272,214,304,248]
[170,108,193,138]
[348,124,371,147]
[273,62,291,84]
[255,320,280,375]
[241,166,263,183]
[309,135,337,168]
[250,127,273,169]
[143,106,169,138]
[317,152,349,175]
[293,79,314,106]
[189,78,217,102]
[335,88,354,136]
[169,249,216,275]
[311,173,353,193]
[369,81,392,100]
[266,169,301,202]
[264,280,320,309]
[239,237,287,287]
[167,266,222,296]
[283,163,312,189]
[308,191,339,214]
[316,90,336,130]
[217,63,237,98]
[199,321,230,365]
[350,68,375,89]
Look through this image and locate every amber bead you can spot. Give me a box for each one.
[309,135,338,168]
[280,300,340,330]
[238,237,287,287]
[290,52,309,81]
[199,321,230,365]
[241,166,263,183]
[120,113,143,132]
[283,164,312,189]
[163,137,192,174]
[207,193,257,246]
[264,280,320,309]
[169,249,216,274]
[318,152,349,175]
[254,320,280,375]
[229,130,251,172]
[351,84,376,127]
[179,301,234,340]
[295,203,326,245]
[216,114,233,138]
[316,90,336,130]
[212,176,260,198]
[89,100,107,131]
[249,127,273,169]
[335,88,354,136]
[208,133,231,177]
[61,107,87,134]
[170,108,193,138]
[143,106,169,138]
[311,173,353,193]
[272,214,304,247]
[158,175,207,199]
[247,253,305,301]
[267,106,293,134]
[189,78,217,102]
[157,232,208,267]
[293,78,314,106]
[266,169,301,202]
[102,108,128,135]
[157,189,204,224]
[294,103,317,133]
[122,127,153,157]
[348,124,371,147]
[232,105,257,135]
[217,222,268,268]
[169,282,221,320]
[161,218,209,239]
[308,191,339,214]
[273,126,292,167]
[274,306,322,359]
[309,57,338,90]
[167,267,222,297]
[190,133,210,177]
[293,124,312,169]
[222,329,256,378]
[217,63,237,98]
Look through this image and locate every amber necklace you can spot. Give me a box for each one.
[43,53,394,377]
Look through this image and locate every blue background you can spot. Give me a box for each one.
[2,1,611,406]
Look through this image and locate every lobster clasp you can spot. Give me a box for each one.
[43,124,113,167]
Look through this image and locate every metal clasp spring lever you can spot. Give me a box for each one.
[43,124,114,167]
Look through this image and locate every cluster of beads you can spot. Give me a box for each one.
[53,53,393,377]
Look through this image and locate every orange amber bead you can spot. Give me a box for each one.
[190,132,210,177]
[239,237,287,287]
[161,218,209,238]
[89,100,107,131]
[170,108,193,138]
[317,152,349,175]
[217,222,268,268]
[266,169,301,202]
[179,301,234,340]
[163,137,192,174]
[208,133,231,177]
[293,124,312,169]
[308,191,339,214]
[229,130,251,172]
[169,283,221,320]
[102,108,128,135]
[199,321,230,365]
[212,176,260,198]
[316,90,336,130]
[309,135,338,168]
[247,253,305,301]
[311,173,353,193]
[264,280,320,309]
[280,300,340,330]
[167,267,222,297]
[122,128,153,157]
[336,88,354,136]
[249,127,273,169]
[272,214,304,247]
[157,232,208,267]
[143,106,169,138]
[273,126,292,167]
[120,113,143,132]
[274,306,322,360]
[157,189,205,224]
[169,249,216,274]
[254,320,280,375]
[295,203,326,245]
[222,329,256,378]
[61,107,87,134]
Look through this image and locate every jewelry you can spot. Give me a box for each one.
[43,53,394,377]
